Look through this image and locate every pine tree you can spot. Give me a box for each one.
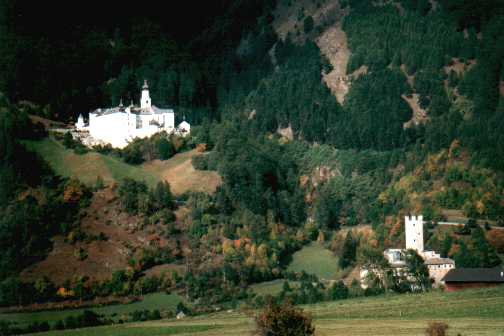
[339,232,357,269]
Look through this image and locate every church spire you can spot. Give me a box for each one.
[140,79,151,109]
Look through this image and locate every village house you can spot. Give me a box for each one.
[75,80,190,148]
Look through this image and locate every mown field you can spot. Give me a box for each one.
[287,242,342,280]
[24,138,221,194]
[19,286,504,336]
[249,279,300,296]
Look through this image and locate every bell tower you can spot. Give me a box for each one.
[140,80,151,109]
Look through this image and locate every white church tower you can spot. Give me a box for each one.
[405,215,424,252]
[140,80,151,109]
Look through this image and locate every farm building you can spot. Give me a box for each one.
[442,268,504,291]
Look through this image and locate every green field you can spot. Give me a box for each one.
[287,242,342,280]
[0,293,183,326]
[24,138,159,187]
[249,279,300,296]
[22,286,504,336]
[27,324,217,336]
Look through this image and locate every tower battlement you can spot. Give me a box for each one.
[405,215,424,252]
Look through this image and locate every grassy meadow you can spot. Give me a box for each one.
[287,242,342,280]
[0,293,183,326]
[24,138,159,187]
[249,279,301,296]
[15,286,504,336]
[23,138,221,194]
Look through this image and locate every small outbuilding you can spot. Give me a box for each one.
[442,268,504,292]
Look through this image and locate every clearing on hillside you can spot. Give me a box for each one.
[287,242,341,280]
[142,150,222,195]
[25,138,221,194]
[24,138,158,187]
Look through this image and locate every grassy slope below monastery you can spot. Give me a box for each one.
[23,286,504,336]
[24,138,221,194]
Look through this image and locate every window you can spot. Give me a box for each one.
[136,115,142,129]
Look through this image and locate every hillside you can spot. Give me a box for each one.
[15,136,221,285]
[25,138,221,194]
[19,187,176,284]
[1,0,504,334]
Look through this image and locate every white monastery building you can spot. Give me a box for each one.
[75,80,190,148]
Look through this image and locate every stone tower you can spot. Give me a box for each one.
[140,80,151,109]
[405,215,424,252]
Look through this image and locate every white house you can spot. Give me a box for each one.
[76,80,190,148]
[177,118,191,137]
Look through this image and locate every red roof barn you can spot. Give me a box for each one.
[442,268,504,292]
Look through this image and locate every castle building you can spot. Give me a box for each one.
[361,215,456,288]
[75,80,190,148]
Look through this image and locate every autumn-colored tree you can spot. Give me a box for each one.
[255,301,315,336]
[63,179,86,203]
[425,322,449,336]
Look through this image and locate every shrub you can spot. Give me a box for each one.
[255,301,315,336]
[303,16,314,33]
[425,322,449,336]
[64,315,78,329]
[130,309,162,322]
[191,155,208,170]
[73,144,88,155]
[176,302,189,314]
[329,280,349,300]
[62,132,75,148]
[157,138,175,160]
[95,175,105,190]
[52,320,65,330]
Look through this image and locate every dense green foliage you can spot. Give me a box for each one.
[117,179,175,230]
[344,0,504,167]
[120,133,188,164]
[451,226,501,268]
[0,99,91,286]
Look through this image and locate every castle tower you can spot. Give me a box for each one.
[405,215,424,252]
[140,80,151,109]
